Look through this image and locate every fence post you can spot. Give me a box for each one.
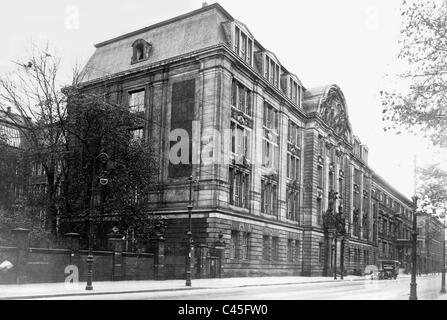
[153,234,165,280]
[108,233,124,281]
[65,233,81,265]
[12,228,30,284]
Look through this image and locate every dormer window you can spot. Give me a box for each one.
[264,55,280,88]
[288,77,301,106]
[234,25,253,65]
[131,39,151,64]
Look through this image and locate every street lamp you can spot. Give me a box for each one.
[86,152,109,291]
[185,175,194,287]
[441,212,446,294]
[409,195,418,300]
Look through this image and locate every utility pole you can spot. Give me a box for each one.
[409,195,418,300]
[185,175,194,287]
[441,211,446,294]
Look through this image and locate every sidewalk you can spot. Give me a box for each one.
[0,275,371,300]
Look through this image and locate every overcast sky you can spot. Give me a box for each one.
[0,0,442,199]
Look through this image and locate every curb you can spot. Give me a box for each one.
[1,277,372,300]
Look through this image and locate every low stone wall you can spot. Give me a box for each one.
[0,229,163,284]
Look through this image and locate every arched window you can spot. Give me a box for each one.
[131,39,151,64]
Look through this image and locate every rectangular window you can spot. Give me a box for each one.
[231,80,252,115]
[247,39,252,65]
[263,235,270,261]
[231,81,237,107]
[261,180,277,216]
[295,240,300,263]
[287,155,300,181]
[287,189,300,223]
[230,121,251,161]
[287,239,293,263]
[292,82,298,104]
[319,243,324,263]
[272,237,279,261]
[241,232,250,260]
[128,90,145,113]
[288,121,302,148]
[229,167,250,208]
[265,56,270,79]
[131,128,144,141]
[338,178,344,199]
[317,198,322,225]
[235,26,240,54]
[240,33,247,60]
[317,166,323,188]
[270,59,275,84]
[230,231,238,259]
[263,102,278,131]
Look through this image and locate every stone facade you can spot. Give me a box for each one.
[78,3,419,277]
[416,213,444,274]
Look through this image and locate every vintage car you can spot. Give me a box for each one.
[377,260,400,280]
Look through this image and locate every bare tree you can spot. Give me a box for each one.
[0,44,70,238]
[0,43,164,248]
[381,0,447,147]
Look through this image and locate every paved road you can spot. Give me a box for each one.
[37,275,445,300]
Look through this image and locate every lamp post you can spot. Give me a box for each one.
[338,203,345,280]
[441,212,446,294]
[85,152,109,291]
[409,195,418,300]
[185,175,194,287]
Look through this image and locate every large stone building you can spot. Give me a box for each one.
[417,213,444,274]
[0,108,27,211]
[78,3,420,277]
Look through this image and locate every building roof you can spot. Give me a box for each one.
[79,3,232,83]
[372,172,413,206]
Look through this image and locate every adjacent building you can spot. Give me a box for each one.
[77,3,429,277]
[0,108,27,210]
[417,213,444,274]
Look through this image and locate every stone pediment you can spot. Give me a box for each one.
[303,84,353,143]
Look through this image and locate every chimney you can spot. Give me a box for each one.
[202,2,208,7]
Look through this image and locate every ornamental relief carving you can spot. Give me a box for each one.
[287,144,300,157]
[319,90,350,140]
[231,108,253,128]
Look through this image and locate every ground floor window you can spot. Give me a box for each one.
[287,239,293,262]
[295,240,300,263]
[230,231,238,259]
[272,237,279,261]
[319,242,324,264]
[263,235,270,261]
[241,232,250,260]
